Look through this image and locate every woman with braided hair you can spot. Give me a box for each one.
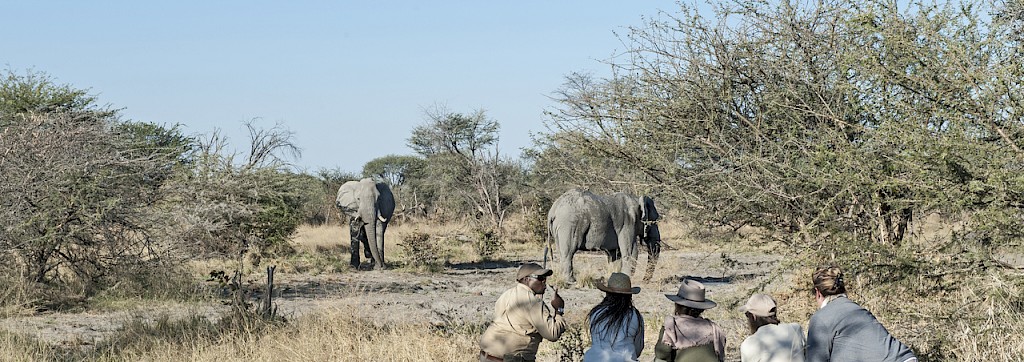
[806,266,917,362]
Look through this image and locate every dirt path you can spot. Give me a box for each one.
[0,251,784,360]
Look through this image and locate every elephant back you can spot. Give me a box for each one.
[549,189,602,222]
[606,192,643,221]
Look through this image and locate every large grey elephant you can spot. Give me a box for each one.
[546,189,661,284]
[336,178,395,270]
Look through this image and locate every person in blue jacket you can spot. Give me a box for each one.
[806,266,917,362]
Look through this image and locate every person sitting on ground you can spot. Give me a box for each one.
[806,266,917,362]
[654,279,726,362]
[582,272,644,362]
[479,263,566,362]
[739,293,805,362]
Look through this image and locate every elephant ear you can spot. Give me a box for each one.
[336,181,361,216]
[374,182,396,220]
[641,195,659,222]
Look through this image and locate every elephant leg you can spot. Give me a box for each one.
[348,219,363,268]
[372,221,388,270]
[561,249,577,285]
[628,240,641,274]
[617,234,638,276]
[553,226,578,284]
[607,248,622,273]
[359,227,372,260]
[560,241,578,284]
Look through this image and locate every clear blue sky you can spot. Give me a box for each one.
[3,1,680,173]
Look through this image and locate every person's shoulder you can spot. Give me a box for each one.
[709,318,726,332]
[740,332,757,349]
[499,284,529,298]
[501,284,521,294]
[511,283,533,293]
[810,306,840,325]
[740,328,772,355]
[778,322,802,329]
[777,322,804,336]
[820,298,855,312]
[830,297,867,314]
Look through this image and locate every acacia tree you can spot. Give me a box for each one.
[0,71,191,295]
[538,0,1024,249]
[174,120,310,258]
[407,105,521,229]
[362,154,427,218]
[529,74,665,199]
[533,5,1024,357]
[362,154,425,189]
[302,168,360,225]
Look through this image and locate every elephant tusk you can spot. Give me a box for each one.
[378,215,388,223]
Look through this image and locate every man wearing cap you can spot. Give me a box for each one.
[739,294,805,362]
[654,279,726,362]
[479,263,567,362]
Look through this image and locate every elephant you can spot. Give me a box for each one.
[336,178,395,270]
[546,188,661,284]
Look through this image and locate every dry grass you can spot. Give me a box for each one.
[0,276,37,318]
[282,220,477,268]
[0,330,57,362]
[0,307,480,362]
[2,216,1022,361]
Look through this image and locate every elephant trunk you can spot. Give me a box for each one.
[366,214,386,270]
[642,223,661,282]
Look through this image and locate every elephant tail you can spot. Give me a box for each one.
[543,216,554,268]
[543,228,550,269]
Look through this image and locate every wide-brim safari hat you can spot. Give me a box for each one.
[665,279,717,309]
[595,272,641,294]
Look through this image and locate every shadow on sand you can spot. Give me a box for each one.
[447,260,520,272]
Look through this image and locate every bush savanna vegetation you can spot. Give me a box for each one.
[2,0,1024,361]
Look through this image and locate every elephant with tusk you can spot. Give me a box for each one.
[546,188,661,284]
[336,178,395,270]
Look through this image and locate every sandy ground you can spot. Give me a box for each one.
[0,249,788,361]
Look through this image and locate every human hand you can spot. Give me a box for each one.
[550,286,564,310]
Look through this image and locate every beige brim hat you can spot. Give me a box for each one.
[740,293,777,317]
[516,263,553,280]
[665,279,717,309]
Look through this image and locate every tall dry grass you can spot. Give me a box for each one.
[0,330,58,362]
[0,308,481,362]
[0,275,36,317]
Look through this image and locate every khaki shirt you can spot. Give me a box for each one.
[479,283,566,360]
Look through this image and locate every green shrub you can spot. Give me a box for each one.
[399,231,443,271]
[474,228,503,261]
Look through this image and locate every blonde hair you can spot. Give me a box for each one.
[812,266,846,296]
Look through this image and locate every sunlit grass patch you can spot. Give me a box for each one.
[0,329,58,361]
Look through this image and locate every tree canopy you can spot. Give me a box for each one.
[536,0,1024,251]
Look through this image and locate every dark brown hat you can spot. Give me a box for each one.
[595,273,641,294]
